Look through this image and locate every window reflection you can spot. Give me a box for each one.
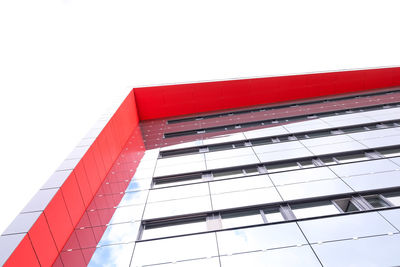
[217,223,307,255]
[312,234,400,266]
[89,243,134,267]
[132,233,219,266]
[97,222,140,246]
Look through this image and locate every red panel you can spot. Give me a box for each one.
[52,256,63,267]
[82,149,101,193]
[44,190,73,251]
[92,141,107,180]
[73,162,94,208]
[76,212,91,228]
[97,132,113,171]
[27,213,58,267]
[82,247,96,264]
[61,172,86,227]
[103,125,119,161]
[4,235,40,267]
[62,232,81,251]
[75,227,97,248]
[60,250,86,267]
[134,67,400,120]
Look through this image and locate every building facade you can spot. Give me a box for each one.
[1,67,400,266]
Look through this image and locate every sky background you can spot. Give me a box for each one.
[0,0,400,234]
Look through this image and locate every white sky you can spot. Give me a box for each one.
[0,0,399,234]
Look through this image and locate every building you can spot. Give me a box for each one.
[1,67,400,266]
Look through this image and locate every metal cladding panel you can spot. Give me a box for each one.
[134,67,400,120]
[3,234,40,267]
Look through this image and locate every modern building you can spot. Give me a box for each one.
[2,67,400,266]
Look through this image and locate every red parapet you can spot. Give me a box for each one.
[134,67,400,120]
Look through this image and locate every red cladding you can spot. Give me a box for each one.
[134,67,400,120]
[61,172,86,226]
[73,163,94,208]
[44,190,74,251]
[60,250,87,267]
[28,214,59,266]
[4,235,40,267]
[82,149,102,193]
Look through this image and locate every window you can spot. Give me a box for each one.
[212,166,260,180]
[221,210,264,229]
[333,198,361,213]
[291,201,341,219]
[364,195,389,209]
[298,159,316,168]
[263,208,285,223]
[305,130,332,138]
[251,138,273,146]
[243,166,259,175]
[341,126,367,133]
[383,191,400,206]
[232,142,246,148]
[334,152,369,163]
[213,168,244,180]
[208,143,234,152]
[320,156,338,165]
[266,161,300,173]
[161,147,199,158]
[153,173,203,188]
[378,147,400,157]
[142,217,207,239]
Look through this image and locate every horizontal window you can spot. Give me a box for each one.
[154,146,400,187]
[167,89,400,124]
[290,200,341,219]
[160,120,400,158]
[364,195,390,209]
[140,190,400,241]
[142,217,207,240]
[164,102,400,138]
[383,192,400,206]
